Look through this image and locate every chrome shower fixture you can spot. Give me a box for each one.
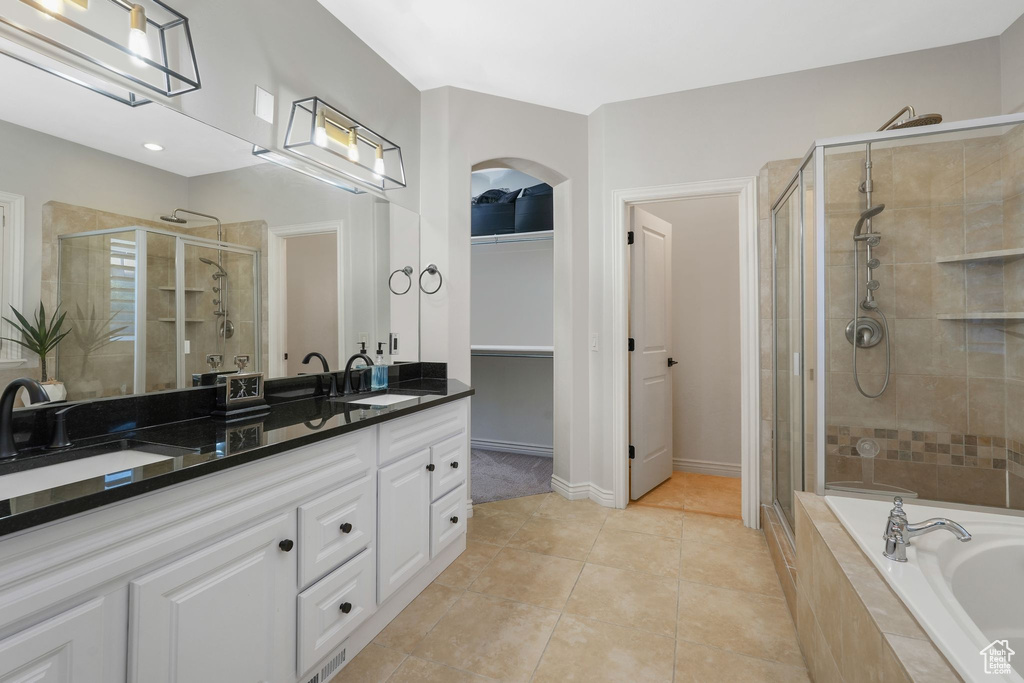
[878,106,943,132]
[159,208,223,242]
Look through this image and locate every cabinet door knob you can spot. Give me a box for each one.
[426,463,435,472]
[339,522,353,534]
[339,602,353,614]
[450,461,459,469]
[450,516,459,524]
[278,539,294,552]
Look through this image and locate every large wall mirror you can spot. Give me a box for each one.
[0,56,419,401]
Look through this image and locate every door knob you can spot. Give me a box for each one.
[278,539,294,552]
[450,516,459,524]
[339,522,353,533]
[450,461,459,469]
[426,463,435,471]
[339,602,352,613]
[667,358,679,367]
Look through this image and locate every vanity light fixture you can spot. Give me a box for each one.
[0,0,201,106]
[252,145,365,195]
[127,3,149,65]
[284,97,406,192]
[143,142,163,151]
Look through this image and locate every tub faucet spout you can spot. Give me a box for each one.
[882,497,971,562]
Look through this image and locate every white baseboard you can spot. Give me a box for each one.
[673,457,741,478]
[471,438,553,458]
[550,475,616,508]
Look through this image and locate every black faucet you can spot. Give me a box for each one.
[302,352,339,399]
[0,378,50,459]
[47,404,78,450]
[342,352,374,395]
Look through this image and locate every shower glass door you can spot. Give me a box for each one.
[773,184,804,528]
[181,242,259,384]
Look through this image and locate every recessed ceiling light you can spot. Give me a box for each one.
[143,143,164,151]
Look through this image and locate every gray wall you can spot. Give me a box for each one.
[1002,14,1024,114]
[645,197,742,475]
[167,0,421,213]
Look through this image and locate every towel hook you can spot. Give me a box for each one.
[388,266,413,295]
[419,264,443,295]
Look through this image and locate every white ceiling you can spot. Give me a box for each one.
[0,56,259,177]
[319,0,1024,114]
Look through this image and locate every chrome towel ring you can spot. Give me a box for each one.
[419,264,443,295]
[389,266,413,295]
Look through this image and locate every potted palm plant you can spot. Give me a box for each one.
[3,302,71,402]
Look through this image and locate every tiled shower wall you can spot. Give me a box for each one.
[757,123,1024,511]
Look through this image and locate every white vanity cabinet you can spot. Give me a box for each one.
[0,398,469,683]
[129,512,298,683]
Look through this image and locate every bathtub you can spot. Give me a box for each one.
[826,495,1024,683]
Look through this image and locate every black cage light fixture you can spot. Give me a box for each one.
[0,0,200,106]
[283,97,407,193]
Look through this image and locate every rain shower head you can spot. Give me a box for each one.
[160,214,188,224]
[159,208,224,242]
[879,106,943,131]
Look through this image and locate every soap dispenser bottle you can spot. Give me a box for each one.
[371,342,389,391]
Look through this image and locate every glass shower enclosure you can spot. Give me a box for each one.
[56,227,260,400]
[772,110,1024,529]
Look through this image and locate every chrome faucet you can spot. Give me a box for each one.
[882,496,971,562]
[0,378,50,459]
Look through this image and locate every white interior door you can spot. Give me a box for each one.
[629,206,674,500]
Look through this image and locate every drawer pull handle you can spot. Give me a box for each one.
[339,522,353,534]
[339,602,353,614]
[450,461,459,469]
[278,539,294,552]
[450,516,459,524]
[426,464,436,472]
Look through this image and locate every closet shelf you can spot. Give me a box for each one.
[936,313,1024,322]
[935,247,1024,264]
[470,344,553,358]
[471,230,554,246]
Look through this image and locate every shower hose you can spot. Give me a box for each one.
[852,237,891,398]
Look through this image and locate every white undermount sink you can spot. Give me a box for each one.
[346,394,418,407]
[0,450,171,500]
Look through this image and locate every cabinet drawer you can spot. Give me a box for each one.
[297,546,376,677]
[430,433,467,501]
[298,474,375,588]
[378,400,467,467]
[430,483,467,559]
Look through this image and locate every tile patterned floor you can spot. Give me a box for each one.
[331,492,809,682]
[633,471,743,519]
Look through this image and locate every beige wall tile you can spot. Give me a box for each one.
[892,142,964,209]
[828,371,898,428]
[564,563,678,636]
[893,263,965,319]
[968,377,1007,435]
[468,547,582,610]
[533,614,675,683]
[965,261,1005,311]
[588,527,681,577]
[839,574,889,682]
[967,323,1007,378]
[964,202,1006,253]
[936,465,1007,507]
[412,592,559,681]
[892,319,966,376]
[884,634,961,683]
[893,374,968,433]
[965,137,1005,204]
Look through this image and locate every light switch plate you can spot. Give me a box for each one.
[254,85,274,124]
[590,333,599,351]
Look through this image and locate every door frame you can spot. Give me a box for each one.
[611,177,760,528]
[267,220,345,378]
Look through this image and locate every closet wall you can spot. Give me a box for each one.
[471,169,554,456]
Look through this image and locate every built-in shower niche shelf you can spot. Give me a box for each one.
[936,312,1024,322]
[157,286,206,293]
[157,318,206,323]
[935,247,1024,264]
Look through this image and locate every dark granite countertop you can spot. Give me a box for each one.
[0,378,473,538]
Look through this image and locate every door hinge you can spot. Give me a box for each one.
[627,230,634,245]
[628,445,635,460]
[628,337,635,352]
